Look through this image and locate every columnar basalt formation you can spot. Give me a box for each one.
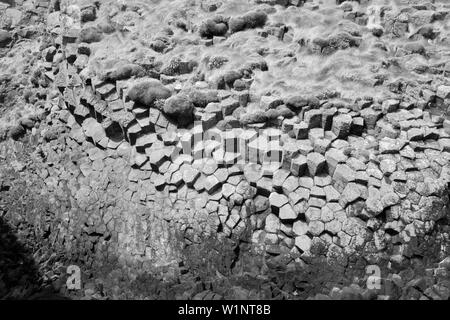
[1,0,450,300]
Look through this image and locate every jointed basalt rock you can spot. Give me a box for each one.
[0,0,450,301]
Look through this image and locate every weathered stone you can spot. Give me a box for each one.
[339,183,362,208]
[380,187,400,209]
[82,118,106,143]
[0,29,12,48]
[436,85,450,99]
[346,157,366,171]
[299,177,314,189]
[154,174,166,189]
[294,187,309,202]
[380,158,397,175]
[297,139,314,156]
[293,220,309,236]
[309,128,324,143]
[367,162,383,179]
[256,177,273,196]
[379,137,405,154]
[325,148,347,175]
[148,148,167,168]
[313,138,331,154]
[170,170,184,186]
[320,205,334,222]
[295,235,312,252]
[222,183,235,199]
[204,175,221,194]
[309,195,326,208]
[134,152,149,167]
[382,99,400,113]
[310,186,326,198]
[273,169,290,190]
[193,174,206,192]
[214,168,229,183]
[265,214,281,233]
[293,201,308,216]
[391,171,406,182]
[332,114,352,139]
[333,164,356,192]
[260,95,283,110]
[290,155,307,176]
[136,134,158,151]
[286,94,320,110]
[264,140,283,164]
[360,108,381,130]
[282,176,299,194]
[244,163,262,184]
[128,80,171,106]
[365,186,383,216]
[182,167,200,186]
[261,162,281,176]
[222,130,239,154]
[292,122,309,139]
[377,120,399,139]
[307,152,327,176]
[262,187,285,209]
[438,138,450,152]
[279,204,297,220]
[221,97,240,117]
[236,180,257,199]
[254,195,270,212]
[407,127,424,141]
[325,219,341,235]
[202,158,218,175]
[305,207,321,222]
[304,109,322,128]
[309,220,325,236]
[282,140,301,169]
[320,185,338,202]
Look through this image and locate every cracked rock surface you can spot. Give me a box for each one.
[0,0,450,300]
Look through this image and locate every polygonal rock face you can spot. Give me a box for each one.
[282,176,299,194]
[273,169,290,188]
[279,203,297,220]
[307,152,327,176]
[308,220,324,236]
[379,158,397,175]
[82,118,106,143]
[293,220,308,236]
[295,235,312,253]
[333,164,356,192]
[257,176,273,196]
[437,85,450,99]
[331,114,352,139]
[325,148,347,175]
[244,163,263,183]
[163,94,195,127]
[202,158,218,175]
[269,192,289,210]
[265,214,281,233]
[4,0,450,301]
[182,167,200,186]
[254,195,270,212]
[290,155,307,176]
[204,175,221,194]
